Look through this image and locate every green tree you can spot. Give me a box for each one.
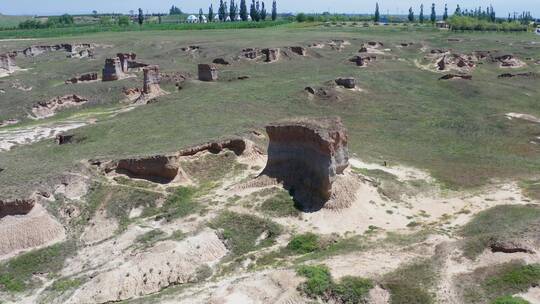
[271,0,277,21]
[430,3,436,23]
[199,8,204,22]
[454,4,461,16]
[230,0,237,20]
[260,1,267,20]
[118,15,130,26]
[138,8,144,26]
[169,5,182,15]
[240,0,248,21]
[443,4,448,21]
[296,12,306,22]
[419,4,425,23]
[408,7,415,22]
[209,4,214,22]
[374,3,380,22]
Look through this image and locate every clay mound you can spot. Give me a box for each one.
[21,43,94,57]
[65,72,98,84]
[32,94,88,119]
[241,48,262,60]
[322,173,360,210]
[112,155,181,184]
[181,45,201,52]
[304,86,341,102]
[494,54,526,68]
[335,77,356,89]
[262,117,349,211]
[160,71,191,85]
[328,39,350,51]
[400,42,414,47]
[198,64,218,81]
[289,46,307,56]
[439,74,472,80]
[101,138,248,184]
[0,52,18,75]
[0,203,65,258]
[349,55,376,67]
[67,230,227,304]
[425,52,479,73]
[262,48,280,62]
[0,198,35,218]
[117,52,136,72]
[102,57,125,81]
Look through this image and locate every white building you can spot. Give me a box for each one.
[186,15,198,23]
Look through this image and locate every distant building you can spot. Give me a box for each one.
[436,21,449,29]
[186,15,198,23]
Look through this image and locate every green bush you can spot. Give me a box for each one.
[160,186,198,220]
[287,233,320,254]
[118,16,131,26]
[297,265,333,296]
[491,296,530,304]
[296,265,373,302]
[332,276,374,303]
[296,13,307,23]
[485,264,540,295]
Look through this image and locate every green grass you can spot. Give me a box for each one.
[210,211,281,256]
[50,278,82,292]
[180,152,247,184]
[287,233,321,254]
[296,264,373,303]
[382,259,438,304]
[0,242,74,292]
[491,296,530,304]
[157,186,199,221]
[0,20,290,39]
[258,191,300,217]
[0,15,32,29]
[520,179,540,202]
[134,229,166,246]
[460,205,540,259]
[458,262,540,304]
[0,25,539,201]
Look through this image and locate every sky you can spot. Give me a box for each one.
[0,0,538,17]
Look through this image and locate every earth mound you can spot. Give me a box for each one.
[31,94,89,119]
[262,117,349,211]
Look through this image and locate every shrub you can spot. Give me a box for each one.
[296,13,307,23]
[332,276,374,303]
[491,296,530,304]
[118,16,131,26]
[296,265,333,296]
[485,264,540,295]
[297,265,373,302]
[287,233,320,254]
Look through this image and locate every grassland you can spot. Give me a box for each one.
[0,24,539,200]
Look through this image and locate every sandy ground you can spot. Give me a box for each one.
[506,112,540,124]
[0,121,87,151]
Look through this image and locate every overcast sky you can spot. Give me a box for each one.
[1,0,538,17]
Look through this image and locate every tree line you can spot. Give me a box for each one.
[205,0,277,22]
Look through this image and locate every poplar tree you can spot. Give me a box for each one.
[260,2,267,20]
[271,0,277,21]
[209,4,214,22]
[419,4,424,23]
[430,3,436,23]
[408,7,414,22]
[374,3,380,22]
[443,4,448,21]
[240,0,248,21]
[230,0,237,20]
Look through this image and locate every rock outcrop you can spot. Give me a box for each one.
[198,64,218,81]
[0,203,65,258]
[241,48,262,60]
[262,48,280,62]
[102,58,125,81]
[0,198,35,218]
[21,43,94,57]
[349,55,376,67]
[335,77,356,89]
[101,138,248,183]
[142,65,161,95]
[289,46,307,56]
[0,52,17,73]
[117,52,136,72]
[32,95,89,119]
[65,72,98,84]
[213,58,230,65]
[262,117,349,210]
[67,230,227,304]
[494,54,526,68]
